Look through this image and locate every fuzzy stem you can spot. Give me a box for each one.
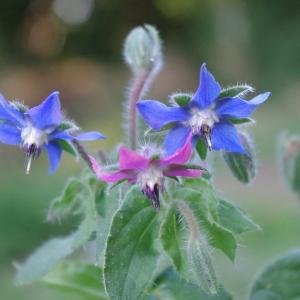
[72,140,93,171]
[127,68,152,149]
[176,200,200,239]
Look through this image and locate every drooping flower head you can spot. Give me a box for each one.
[91,134,202,210]
[0,91,105,173]
[137,63,271,156]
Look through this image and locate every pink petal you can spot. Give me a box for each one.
[101,170,135,183]
[160,133,193,167]
[164,167,201,178]
[119,146,149,170]
[90,155,136,183]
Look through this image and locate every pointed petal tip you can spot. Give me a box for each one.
[75,131,106,141]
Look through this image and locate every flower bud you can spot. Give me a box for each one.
[123,24,162,74]
[223,132,256,183]
[278,133,300,197]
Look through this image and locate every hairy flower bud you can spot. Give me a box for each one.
[223,132,256,183]
[123,24,162,74]
[278,133,300,197]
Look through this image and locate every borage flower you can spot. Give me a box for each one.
[91,135,202,210]
[137,63,271,155]
[0,91,105,173]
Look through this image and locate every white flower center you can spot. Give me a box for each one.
[21,125,49,147]
[188,108,219,135]
[138,163,163,191]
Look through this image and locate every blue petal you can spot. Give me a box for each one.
[0,94,25,126]
[45,141,63,173]
[49,130,74,141]
[211,122,245,153]
[191,63,221,109]
[164,125,191,155]
[0,123,21,145]
[27,91,61,130]
[137,100,189,130]
[75,131,106,141]
[215,92,271,119]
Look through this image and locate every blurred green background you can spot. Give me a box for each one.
[0,0,300,299]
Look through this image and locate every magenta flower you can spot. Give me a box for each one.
[91,135,202,210]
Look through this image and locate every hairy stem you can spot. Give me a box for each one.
[176,200,200,239]
[127,68,152,149]
[72,140,93,171]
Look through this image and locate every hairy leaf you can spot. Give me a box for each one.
[217,199,260,234]
[250,249,300,300]
[42,262,107,300]
[151,268,233,300]
[47,178,86,221]
[104,186,160,300]
[15,235,75,285]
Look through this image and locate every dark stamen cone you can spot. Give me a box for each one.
[142,184,160,211]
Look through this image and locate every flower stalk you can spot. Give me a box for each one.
[123,25,163,149]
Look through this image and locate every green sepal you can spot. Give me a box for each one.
[218,84,254,99]
[56,139,77,157]
[11,101,28,112]
[196,139,208,161]
[170,93,192,107]
[223,133,256,183]
[58,120,79,132]
[227,117,253,125]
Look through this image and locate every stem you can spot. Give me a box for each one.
[176,200,200,240]
[72,140,93,171]
[127,68,151,149]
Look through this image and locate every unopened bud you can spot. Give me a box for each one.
[123,24,162,74]
[223,132,256,183]
[278,133,300,197]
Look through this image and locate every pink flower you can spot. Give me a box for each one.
[91,135,202,210]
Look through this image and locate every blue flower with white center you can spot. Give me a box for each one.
[0,91,105,174]
[137,63,271,156]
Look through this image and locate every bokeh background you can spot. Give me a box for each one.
[0,0,300,299]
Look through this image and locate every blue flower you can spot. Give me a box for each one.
[0,91,105,173]
[137,63,270,155]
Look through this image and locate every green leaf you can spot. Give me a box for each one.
[217,199,260,234]
[15,235,75,285]
[223,132,256,183]
[218,84,254,99]
[96,187,122,261]
[249,249,300,300]
[173,185,237,261]
[42,262,107,300]
[206,222,236,262]
[160,204,185,273]
[161,201,219,294]
[170,93,192,106]
[151,268,233,300]
[47,178,86,221]
[16,182,98,285]
[196,139,208,161]
[278,133,300,197]
[104,186,160,300]
[71,185,98,248]
[56,139,77,156]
